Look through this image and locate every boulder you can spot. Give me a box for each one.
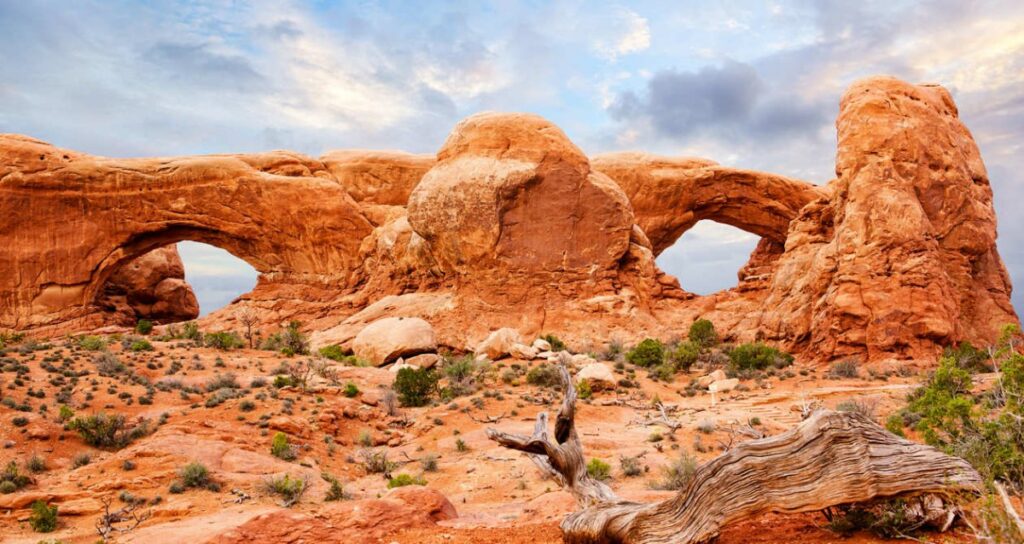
[577,363,616,390]
[352,317,436,366]
[475,328,523,360]
[405,353,441,369]
[100,245,200,324]
[389,359,419,373]
[509,343,538,360]
[532,338,552,352]
[698,369,728,388]
[709,378,740,393]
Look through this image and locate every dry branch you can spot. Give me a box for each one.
[486,355,983,544]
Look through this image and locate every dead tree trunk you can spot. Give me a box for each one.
[487,356,982,544]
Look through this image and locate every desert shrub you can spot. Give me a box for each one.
[204,331,243,351]
[836,398,877,420]
[943,341,991,374]
[270,432,296,461]
[1,460,31,492]
[273,375,297,388]
[68,412,151,449]
[27,455,47,473]
[12,416,28,427]
[440,354,485,399]
[343,382,359,398]
[264,474,307,506]
[577,379,592,399]
[71,453,91,468]
[626,339,664,368]
[134,319,153,335]
[318,344,346,361]
[262,321,309,356]
[29,500,58,532]
[128,338,153,352]
[93,352,125,376]
[667,341,700,373]
[178,461,217,490]
[455,438,469,452]
[420,453,439,472]
[359,448,396,474]
[205,373,240,392]
[824,498,934,539]
[727,343,793,372]
[394,367,438,407]
[526,363,560,388]
[828,360,860,379]
[541,334,566,352]
[619,455,643,477]
[322,472,349,501]
[652,452,698,490]
[387,473,426,488]
[78,335,107,351]
[58,405,74,422]
[181,321,203,341]
[688,319,718,349]
[586,458,611,481]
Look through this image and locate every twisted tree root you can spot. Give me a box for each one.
[487,355,982,543]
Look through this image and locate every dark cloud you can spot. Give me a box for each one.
[143,42,267,92]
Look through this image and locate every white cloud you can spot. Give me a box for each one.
[593,8,651,60]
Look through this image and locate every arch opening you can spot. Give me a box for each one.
[655,221,762,295]
[177,242,258,316]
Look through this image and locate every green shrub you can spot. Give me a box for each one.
[828,360,860,379]
[1,461,30,493]
[181,321,203,341]
[261,321,309,355]
[577,379,592,399]
[271,432,296,461]
[343,382,359,398]
[12,416,28,427]
[205,373,239,392]
[541,334,566,352]
[129,338,153,352]
[943,341,991,374]
[387,473,426,488]
[440,354,482,399]
[71,453,91,468]
[688,319,718,349]
[264,474,307,506]
[178,461,216,490]
[318,344,346,362]
[586,458,611,481]
[68,412,151,450]
[652,452,698,490]
[322,472,349,501]
[394,367,439,407]
[78,335,107,351]
[727,343,793,372]
[526,363,560,388]
[666,341,700,373]
[204,331,244,351]
[825,499,932,539]
[626,338,664,368]
[29,500,58,533]
[58,405,74,422]
[273,375,298,388]
[134,319,154,335]
[27,455,46,473]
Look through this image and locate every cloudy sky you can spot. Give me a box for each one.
[1,0,1022,316]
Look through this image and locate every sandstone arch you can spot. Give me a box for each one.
[0,134,373,331]
[592,152,826,256]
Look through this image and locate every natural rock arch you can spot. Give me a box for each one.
[0,134,373,331]
[591,152,826,256]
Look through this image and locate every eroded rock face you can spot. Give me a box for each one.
[99,245,199,324]
[0,77,1017,363]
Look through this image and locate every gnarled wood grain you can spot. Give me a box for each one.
[488,356,982,543]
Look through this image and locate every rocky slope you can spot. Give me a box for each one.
[0,76,1016,363]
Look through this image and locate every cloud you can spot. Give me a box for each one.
[143,42,268,92]
[592,8,651,60]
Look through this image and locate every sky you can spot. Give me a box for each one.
[1,0,1022,315]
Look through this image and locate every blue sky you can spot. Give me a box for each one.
[1,0,1022,315]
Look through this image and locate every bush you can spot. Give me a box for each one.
[264,474,307,506]
[394,367,439,407]
[359,448,396,474]
[262,321,309,355]
[178,461,216,490]
[343,382,359,398]
[620,455,643,477]
[943,341,991,374]
[93,352,125,376]
[271,432,296,461]
[78,335,107,351]
[318,344,346,362]
[626,339,664,368]
[727,343,793,372]
[688,319,718,349]
[828,360,860,379]
[542,334,566,352]
[29,500,58,533]
[204,331,244,351]
[577,380,592,399]
[134,319,153,335]
[12,416,28,427]
[68,412,151,449]
[1,461,30,493]
[652,452,698,490]
[128,338,153,352]
[440,354,483,399]
[27,455,46,473]
[586,458,611,481]
[322,472,349,501]
[71,453,91,468]
[526,363,561,388]
[667,341,700,373]
[181,321,203,341]
[420,454,439,472]
[387,473,427,488]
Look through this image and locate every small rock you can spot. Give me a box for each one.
[508,343,537,360]
[709,378,739,393]
[532,338,552,352]
[406,353,440,369]
[475,328,522,360]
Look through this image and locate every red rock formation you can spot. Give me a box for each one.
[98,245,199,324]
[0,77,1017,363]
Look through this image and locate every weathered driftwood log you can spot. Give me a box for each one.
[486,356,983,544]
